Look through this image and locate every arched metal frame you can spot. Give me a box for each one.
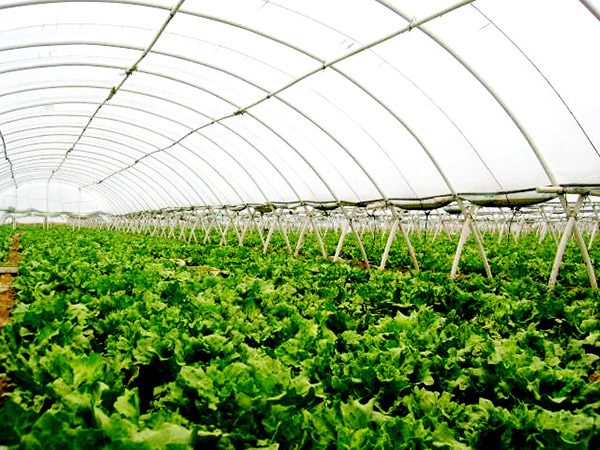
[0,166,131,212]
[0,145,179,210]
[5,132,207,207]
[0,46,365,202]
[0,97,257,205]
[1,169,129,212]
[2,1,596,213]
[0,76,333,207]
[0,110,246,205]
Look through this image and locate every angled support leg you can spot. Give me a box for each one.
[168,219,176,239]
[276,214,293,254]
[588,206,599,250]
[549,195,594,289]
[379,216,399,270]
[231,212,244,246]
[294,215,310,256]
[239,215,252,246]
[263,215,277,254]
[469,211,493,278]
[432,221,441,242]
[334,222,349,262]
[219,214,231,246]
[538,222,547,245]
[179,219,186,240]
[400,217,420,271]
[573,223,598,289]
[308,213,328,258]
[347,214,370,266]
[203,214,216,243]
[253,214,267,247]
[589,222,598,250]
[187,218,199,243]
[450,215,472,278]
[450,205,492,279]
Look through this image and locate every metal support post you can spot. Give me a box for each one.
[294,215,311,256]
[334,222,349,262]
[589,222,598,250]
[379,216,398,270]
[400,218,420,271]
[469,213,493,278]
[263,215,277,254]
[308,213,328,258]
[187,218,199,243]
[451,214,472,278]
[276,214,293,254]
[346,210,370,265]
[548,195,595,289]
[450,205,492,278]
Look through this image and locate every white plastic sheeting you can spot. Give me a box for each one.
[0,182,109,214]
[0,0,598,214]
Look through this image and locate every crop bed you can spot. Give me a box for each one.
[0,226,599,449]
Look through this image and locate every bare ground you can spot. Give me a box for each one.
[0,232,22,400]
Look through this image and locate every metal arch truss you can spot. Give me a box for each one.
[1,0,596,218]
[68,191,600,289]
[1,0,500,217]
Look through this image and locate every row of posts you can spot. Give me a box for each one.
[70,196,599,289]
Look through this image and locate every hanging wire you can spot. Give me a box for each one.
[83,0,474,196]
[49,0,188,182]
[0,129,17,188]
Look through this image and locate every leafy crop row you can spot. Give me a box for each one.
[0,226,14,262]
[192,224,595,285]
[0,225,599,449]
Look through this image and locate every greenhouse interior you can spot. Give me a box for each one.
[1,0,600,448]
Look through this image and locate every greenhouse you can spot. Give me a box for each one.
[0,0,600,448]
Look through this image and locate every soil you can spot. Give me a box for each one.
[6,233,21,265]
[0,377,11,397]
[0,232,20,328]
[0,287,15,328]
[0,232,22,401]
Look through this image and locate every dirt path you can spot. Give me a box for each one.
[0,232,21,400]
[0,279,15,327]
[0,232,21,328]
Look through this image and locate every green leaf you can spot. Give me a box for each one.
[115,389,140,421]
[132,423,193,448]
[71,352,104,388]
[432,422,469,450]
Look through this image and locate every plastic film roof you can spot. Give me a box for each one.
[0,0,599,214]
